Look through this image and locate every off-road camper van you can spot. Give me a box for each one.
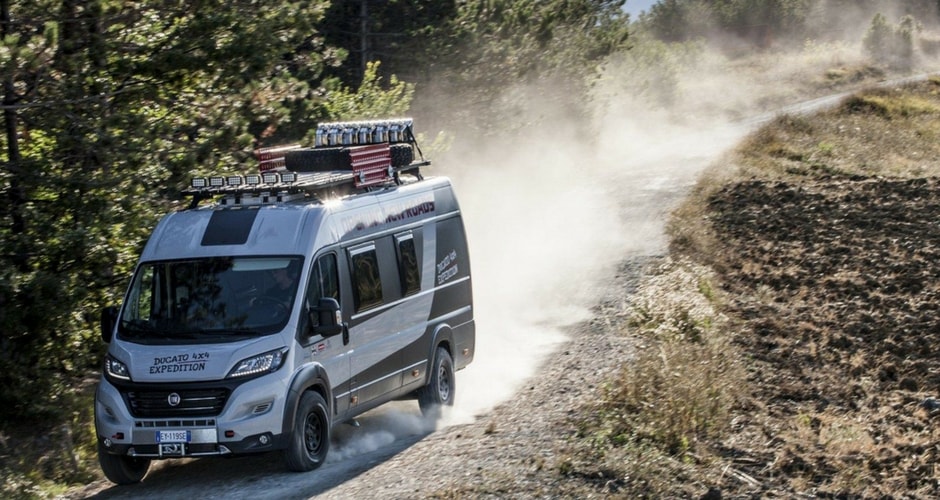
[95,119,474,484]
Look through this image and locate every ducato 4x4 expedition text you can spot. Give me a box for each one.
[95,118,475,484]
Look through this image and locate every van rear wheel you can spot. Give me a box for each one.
[418,347,455,420]
[98,442,150,485]
[284,391,330,472]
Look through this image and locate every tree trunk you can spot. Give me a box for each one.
[1,0,27,272]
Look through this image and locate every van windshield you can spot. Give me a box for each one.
[119,256,303,342]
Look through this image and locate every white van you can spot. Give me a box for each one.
[95,119,475,484]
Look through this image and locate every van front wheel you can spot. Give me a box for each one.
[98,442,150,485]
[284,391,330,472]
[418,347,455,420]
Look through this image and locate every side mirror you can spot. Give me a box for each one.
[100,306,119,343]
[308,298,343,338]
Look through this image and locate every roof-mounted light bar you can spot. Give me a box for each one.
[190,172,296,190]
[314,118,414,147]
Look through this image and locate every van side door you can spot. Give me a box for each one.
[302,252,352,415]
[346,239,405,409]
[393,229,433,392]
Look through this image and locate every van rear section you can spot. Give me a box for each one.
[95,118,474,484]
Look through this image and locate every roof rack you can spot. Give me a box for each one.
[183,118,429,209]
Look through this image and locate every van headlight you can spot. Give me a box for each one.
[227,349,287,379]
[105,355,131,381]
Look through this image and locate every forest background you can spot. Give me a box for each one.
[1,0,939,495]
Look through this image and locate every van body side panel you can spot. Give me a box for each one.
[429,213,474,370]
[296,334,351,417]
[329,180,450,413]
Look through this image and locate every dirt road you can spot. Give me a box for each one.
[68,108,745,500]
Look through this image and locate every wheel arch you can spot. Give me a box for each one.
[282,363,333,434]
[426,324,455,383]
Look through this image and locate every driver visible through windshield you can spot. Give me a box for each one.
[119,256,303,341]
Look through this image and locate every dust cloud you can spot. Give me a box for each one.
[437,32,894,420]
[330,11,940,457]
[440,83,745,422]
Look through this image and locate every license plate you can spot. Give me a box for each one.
[156,430,191,443]
[160,443,185,456]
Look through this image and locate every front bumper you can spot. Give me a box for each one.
[95,374,289,459]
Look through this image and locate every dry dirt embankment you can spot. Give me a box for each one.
[602,78,940,498]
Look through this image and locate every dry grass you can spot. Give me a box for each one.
[742,78,940,180]
[573,258,746,496]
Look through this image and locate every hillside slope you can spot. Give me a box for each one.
[574,78,940,498]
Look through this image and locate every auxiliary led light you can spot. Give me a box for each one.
[262,172,279,184]
[209,177,225,187]
[191,177,208,189]
[280,171,297,183]
[245,174,261,186]
[226,176,243,187]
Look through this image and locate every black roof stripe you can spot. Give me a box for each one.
[201,209,259,246]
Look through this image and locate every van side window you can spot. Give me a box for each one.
[395,232,420,296]
[310,253,339,302]
[349,244,383,312]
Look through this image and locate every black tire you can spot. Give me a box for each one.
[284,147,349,172]
[98,442,151,485]
[390,143,414,167]
[285,144,414,172]
[418,347,455,420]
[284,391,330,472]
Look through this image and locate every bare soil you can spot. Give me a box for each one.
[701,174,940,497]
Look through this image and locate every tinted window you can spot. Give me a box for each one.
[349,245,383,312]
[395,233,420,296]
[119,256,302,340]
[310,253,339,302]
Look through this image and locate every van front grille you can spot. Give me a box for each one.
[135,419,216,428]
[124,388,230,418]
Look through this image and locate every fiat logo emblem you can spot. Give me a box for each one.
[167,393,181,407]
